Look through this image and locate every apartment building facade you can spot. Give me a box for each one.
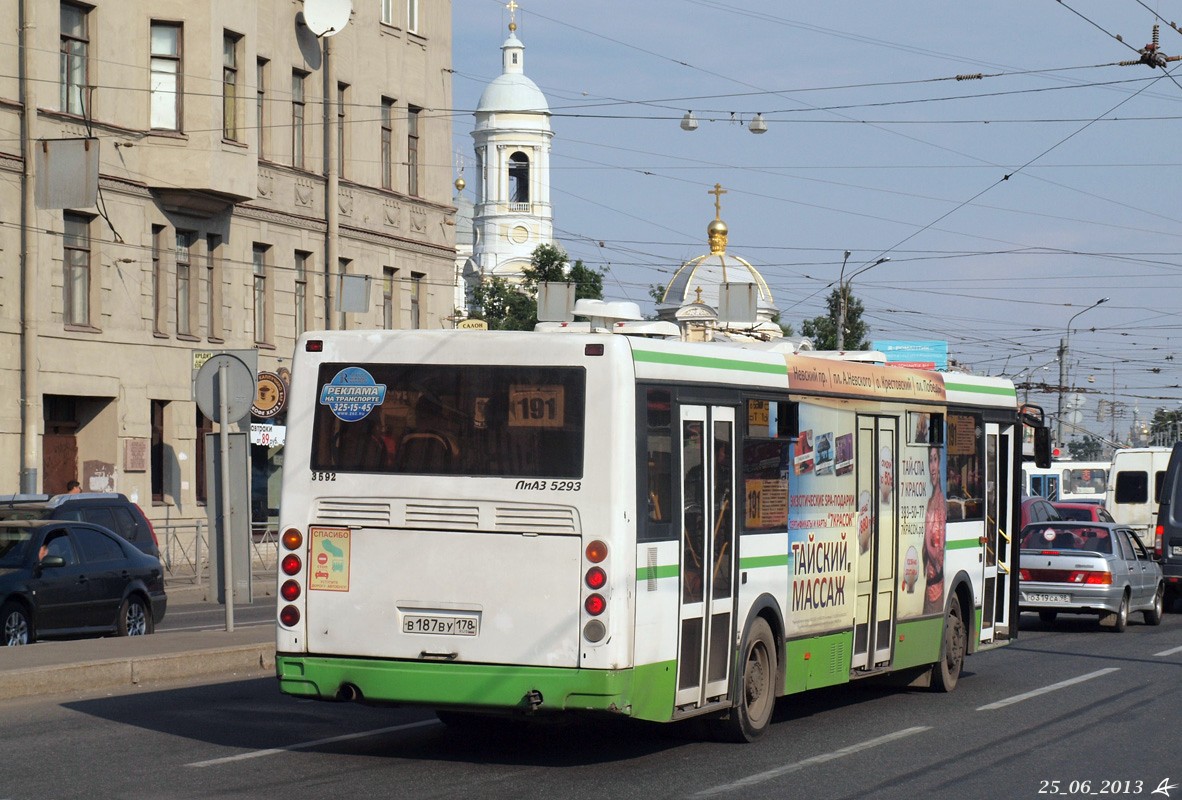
[0,1,456,535]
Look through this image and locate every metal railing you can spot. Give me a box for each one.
[158,521,277,589]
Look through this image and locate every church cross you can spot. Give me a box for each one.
[507,0,518,19]
[708,183,727,218]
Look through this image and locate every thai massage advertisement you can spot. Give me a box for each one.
[896,416,944,620]
[787,404,856,636]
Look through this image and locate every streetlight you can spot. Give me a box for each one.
[836,253,890,351]
[1056,297,1108,445]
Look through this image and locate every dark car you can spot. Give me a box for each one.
[1021,495,1062,527]
[0,519,167,646]
[0,493,160,560]
[1052,501,1115,523]
[1154,442,1182,606]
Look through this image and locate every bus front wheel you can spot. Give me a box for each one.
[714,617,776,742]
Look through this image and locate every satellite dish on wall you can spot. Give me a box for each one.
[301,0,352,37]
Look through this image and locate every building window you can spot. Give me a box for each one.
[151,224,166,335]
[337,82,348,177]
[381,0,394,25]
[195,409,212,505]
[380,97,394,190]
[256,58,267,157]
[151,400,167,504]
[206,234,223,341]
[410,271,424,329]
[508,151,530,203]
[176,231,194,336]
[63,212,91,327]
[291,70,306,169]
[382,266,397,329]
[407,105,420,196]
[253,244,269,343]
[149,22,181,130]
[223,32,241,141]
[295,250,310,337]
[60,3,89,116]
[407,0,419,33]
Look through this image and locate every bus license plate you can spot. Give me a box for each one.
[1026,593,1069,603]
[403,613,480,636]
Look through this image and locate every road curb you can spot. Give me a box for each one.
[0,644,275,701]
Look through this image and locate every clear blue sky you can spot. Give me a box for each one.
[450,0,1182,444]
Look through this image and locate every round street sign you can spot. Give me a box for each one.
[194,353,255,423]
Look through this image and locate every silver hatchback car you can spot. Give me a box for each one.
[1019,521,1164,631]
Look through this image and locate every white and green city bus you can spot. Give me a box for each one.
[275,329,1050,741]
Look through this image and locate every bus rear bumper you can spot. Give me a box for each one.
[276,653,636,715]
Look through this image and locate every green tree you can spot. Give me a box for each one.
[1067,435,1105,461]
[1151,407,1182,444]
[801,288,868,351]
[471,243,605,331]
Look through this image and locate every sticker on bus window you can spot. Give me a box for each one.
[508,385,565,428]
[309,527,351,591]
[319,367,387,422]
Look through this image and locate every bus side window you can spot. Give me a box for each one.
[645,389,673,525]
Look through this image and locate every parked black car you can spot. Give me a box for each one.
[0,493,160,560]
[0,519,167,646]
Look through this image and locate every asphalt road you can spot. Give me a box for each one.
[5,611,1182,800]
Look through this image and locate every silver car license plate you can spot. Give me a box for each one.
[1025,593,1069,603]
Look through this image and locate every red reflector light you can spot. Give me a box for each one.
[305,339,324,352]
[585,594,606,615]
[281,554,302,576]
[282,529,304,550]
[1019,569,1030,580]
[281,579,301,601]
[279,605,301,627]
[586,540,608,563]
[585,566,607,590]
[585,344,604,356]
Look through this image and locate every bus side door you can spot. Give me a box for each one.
[852,415,898,671]
[675,404,737,709]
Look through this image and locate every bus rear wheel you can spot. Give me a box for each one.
[714,617,776,742]
[931,595,966,693]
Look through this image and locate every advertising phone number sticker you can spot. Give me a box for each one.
[319,367,386,422]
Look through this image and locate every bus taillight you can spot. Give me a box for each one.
[281,579,301,601]
[585,566,607,590]
[586,540,608,563]
[279,605,301,627]
[282,554,302,576]
[584,594,606,615]
[282,528,304,550]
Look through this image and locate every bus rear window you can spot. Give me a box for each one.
[310,363,585,478]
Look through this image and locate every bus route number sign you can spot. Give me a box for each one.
[508,385,564,428]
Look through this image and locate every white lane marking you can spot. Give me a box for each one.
[186,719,441,767]
[162,621,274,633]
[976,667,1120,711]
[1154,644,1182,657]
[692,726,931,798]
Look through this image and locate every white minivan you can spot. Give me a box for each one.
[1106,447,1173,541]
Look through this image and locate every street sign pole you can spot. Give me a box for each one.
[219,360,234,633]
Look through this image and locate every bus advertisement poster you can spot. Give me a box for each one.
[786,406,854,635]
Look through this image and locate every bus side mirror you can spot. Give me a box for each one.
[1033,427,1052,469]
